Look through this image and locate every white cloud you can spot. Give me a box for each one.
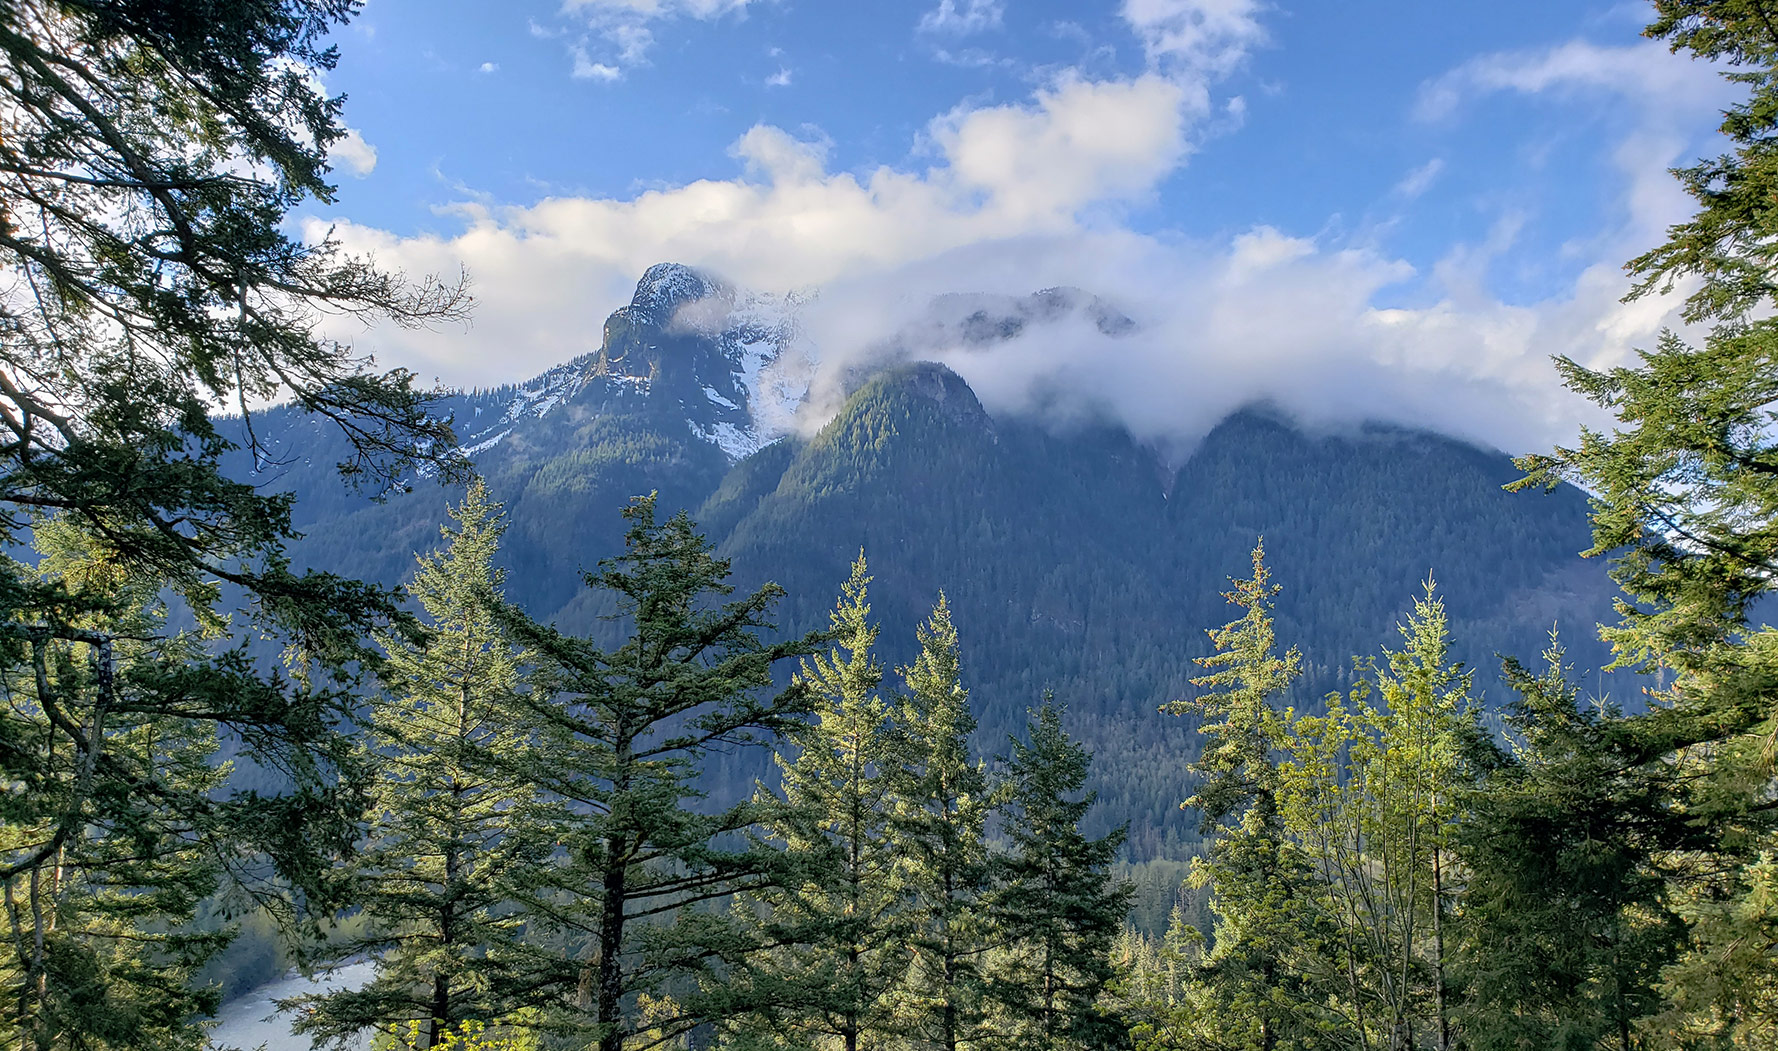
[307,36,1727,460]
[918,0,1005,36]
[930,73,1189,219]
[478,61,499,74]
[606,22,654,64]
[766,66,793,87]
[330,127,377,177]
[564,0,755,15]
[727,125,829,183]
[1415,39,1726,123]
[571,46,622,81]
[1122,0,1267,78]
[1393,157,1444,199]
[555,0,756,74]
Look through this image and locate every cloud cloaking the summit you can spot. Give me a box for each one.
[312,36,1726,460]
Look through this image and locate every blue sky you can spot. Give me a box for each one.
[310,0,1735,455]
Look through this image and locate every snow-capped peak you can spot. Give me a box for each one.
[628,263,732,325]
[440,264,820,470]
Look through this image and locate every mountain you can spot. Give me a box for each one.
[225,263,1619,858]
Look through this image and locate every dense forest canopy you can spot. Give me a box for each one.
[2,1,1778,1051]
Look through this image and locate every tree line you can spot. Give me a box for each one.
[1116,548,1677,1051]
[5,0,1778,1049]
[272,484,1130,1051]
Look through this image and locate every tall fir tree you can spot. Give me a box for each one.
[728,554,911,1051]
[1509,3,1778,1043]
[291,482,548,1049]
[1164,540,1331,1051]
[1453,637,1683,1051]
[986,699,1132,1051]
[497,495,821,1051]
[894,595,993,1051]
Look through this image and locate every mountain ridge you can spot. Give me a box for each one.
[221,262,1620,856]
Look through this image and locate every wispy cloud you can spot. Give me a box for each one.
[766,66,793,87]
[1121,0,1267,79]
[1414,39,1723,123]
[918,0,1005,36]
[563,0,757,15]
[607,22,654,64]
[553,0,760,77]
[1393,157,1444,199]
[478,61,499,74]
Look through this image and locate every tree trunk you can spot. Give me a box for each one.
[426,975,450,1050]
[942,953,958,1051]
[1432,842,1449,1051]
[1613,941,1634,1051]
[597,836,627,1051]
[598,732,632,1051]
[942,842,958,1051]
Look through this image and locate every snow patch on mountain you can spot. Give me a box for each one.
[450,355,596,459]
[694,420,770,461]
[717,290,815,451]
[650,275,817,461]
[632,262,727,324]
[461,428,513,458]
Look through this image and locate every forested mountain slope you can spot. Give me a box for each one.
[227,264,1617,856]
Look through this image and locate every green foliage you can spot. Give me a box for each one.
[0,0,469,635]
[985,700,1132,1051]
[1454,638,1683,1051]
[292,482,551,1046]
[375,1017,542,1051]
[1630,0,1778,325]
[726,554,911,1051]
[893,595,994,1051]
[1161,542,1337,1051]
[0,519,364,1049]
[1170,541,1300,830]
[1114,903,1205,1051]
[498,494,822,1051]
[0,3,470,1043]
[1507,4,1778,1045]
[1277,582,1479,1051]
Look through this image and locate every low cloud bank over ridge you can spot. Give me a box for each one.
[313,34,1729,459]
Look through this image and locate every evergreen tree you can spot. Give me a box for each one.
[985,700,1132,1051]
[497,495,821,1051]
[0,522,273,1049]
[1508,4,1778,1042]
[894,595,993,1051]
[729,554,910,1051]
[1111,901,1209,1051]
[0,0,467,633]
[292,482,547,1048]
[1165,541,1332,1051]
[1277,582,1477,1051]
[0,2,467,1040]
[1453,637,1683,1051]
